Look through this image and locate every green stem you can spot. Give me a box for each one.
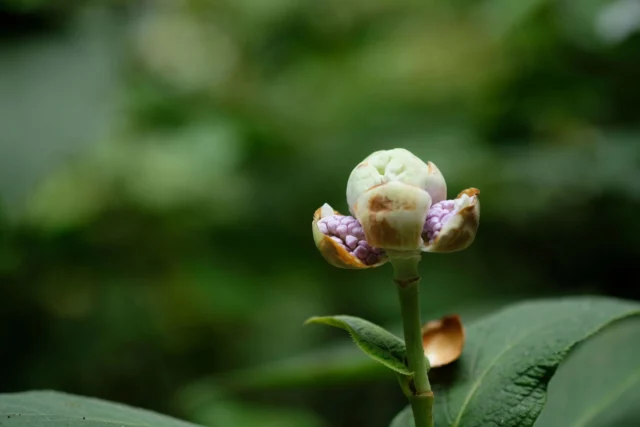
[408,394,434,427]
[391,252,434,427]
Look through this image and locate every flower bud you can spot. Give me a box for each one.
[346,149,447,251]
[312,203,388,269]
[312,149,480,268]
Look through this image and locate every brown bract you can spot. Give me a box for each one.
[311,205,388,269]
[354,181,432,251]
[423,187,480,253]
[422,314,465,368]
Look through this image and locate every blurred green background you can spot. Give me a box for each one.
[1,1,639,426]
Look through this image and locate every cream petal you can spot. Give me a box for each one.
[353,181,432,251]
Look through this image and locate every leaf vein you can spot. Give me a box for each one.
[450,314,576,427]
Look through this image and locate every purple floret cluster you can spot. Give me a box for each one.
[317,215,383,265]
[318,199,463,262]
[423,200,456,243]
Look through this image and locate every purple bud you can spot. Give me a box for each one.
[429,208,443,218]
[336,224,348,239]
[354,245,368,260]
[345,235,358,249]
[365,253,378,265]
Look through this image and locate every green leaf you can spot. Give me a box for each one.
[183,298,522,403]
[390,406,414,427]
[0,390,202,427]
[186,399,327,427]
[305,315,411,376]
[429,297,640,427]
[534,316,640,427]
[179,300,515,399]
[178,344,384,405]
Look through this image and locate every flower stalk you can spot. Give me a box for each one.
[391,252,434,427]
[311,148,480,427]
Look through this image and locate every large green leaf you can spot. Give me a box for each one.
[305,315,411,375]
[434,297,639,427]
[391,297,639,427]
[390,406,414,427]
[534,316,640,427]
[0,391,201,427]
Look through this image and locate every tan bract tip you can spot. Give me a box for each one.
[422,314,465,368]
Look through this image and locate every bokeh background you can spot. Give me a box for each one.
[1,1,639,426]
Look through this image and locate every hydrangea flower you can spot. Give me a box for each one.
[312,148,480,268]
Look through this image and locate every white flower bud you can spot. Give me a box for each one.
[346,149,447,251]
[312,148,480,268]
